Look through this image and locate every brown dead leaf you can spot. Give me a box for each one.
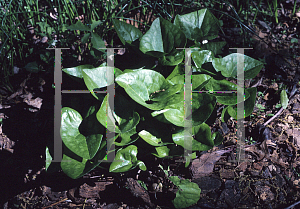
[277,134,288,142]
[287,116,294,123]
[263,93,269,100]
[269,82,278,90]
[244,144,266,161]
[253,162,264,171]
[79,182,113,199]
[255,185,274,202]
[190,149,230,179]
[293,178,300,188]
[286,128,300,147]
[0,126,15,153]
[236,161,248,172]
[292,102,300,114]
[125,178,155,208]
[277,123,289,131]
[257,20,270,32]
[259,31,268,39]
[220,168,235,179]
[267,147,288,168]
[266,139,277,148]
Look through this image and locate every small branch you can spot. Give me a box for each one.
[264,85,298,126]
[284,200,300,209]
[42,198,68,209]
[263,107,284,126]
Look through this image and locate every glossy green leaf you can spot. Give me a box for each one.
[212,131,223,146]
[45,146,60,174]
[91,20,102,31]
[169,176,201,209]
[194,62,225,79]
[158,50,185,66]
[280,90,289,109]
[244,87,257,117]
[169,75,185,89]
[191,93,216,126]
[115,128,139,146]
[159,103,185,126]
[116,69,164,101]
[174,8,220,41]
[140,18,186,58]
[212,53,264,79]
[109,145,146,172]
[221,106,231,123]
[61,139,109,179]
[153,93,215,127]
[166,63,185,81]
[91,32,106,51]
[60,107,102,160]
[137,161,147,171]
[67,20,90,31]
[82,66,117,99]
[172,123,214,151]
[191,50,214,68]
[61,154,87,179]
[116,69,183,110]
[77,139,108,178]
[45,146,52,171]
[205,77,238,91]
[200,41,226,55]
[115,111,140,133]
[152,146,170,158]
[138,130,171,146]
[182,152,197,168]
[192,74,211,91]
[24,61,39,72]
[81,32,91,44]
[205,78,250,105]
[63,65,94,78]
[112,19,143,45]
[79,104,105,136]
[97,94,140,134]
[227,87,258,120]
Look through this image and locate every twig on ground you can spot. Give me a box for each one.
[284,200,300,209]
[251,77,264,88]
[42,198,68,209]
[263,107,284,126]
[264,84,298,126]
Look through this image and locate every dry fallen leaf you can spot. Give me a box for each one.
[277,123,289,131]
[287,116,294,123]
[190,149,230,179]
[259,31,268,39]
[286,128,300,147]
[245,144,266,161]
[269,82,278,90]
[263,93,269,100]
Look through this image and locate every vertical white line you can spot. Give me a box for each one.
[229,48,252,163]
[184,49,192,162]
[106,48,116,162]
[53,48,63,162]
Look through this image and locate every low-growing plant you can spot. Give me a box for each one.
[245,137,256,145]
[256,103,266,112]
[46,8,263,208]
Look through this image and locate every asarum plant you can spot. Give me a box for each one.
[46,9,263,208]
